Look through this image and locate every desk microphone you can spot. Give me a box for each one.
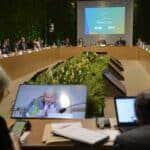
[59,103,86,113]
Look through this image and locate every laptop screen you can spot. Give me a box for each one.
[115,97,137,125]
[12,84,87,119]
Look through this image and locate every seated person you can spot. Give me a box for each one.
[1,38,11,54]
[77,38,85,47]
[19,37,28,50]
[37,37,44,48]
[32,38,44,50]
[63,37,71,47]
[136,38,143,46]
[0,67,20,150]
[26,90,61,117]
[32,39,40,50]
[115,37,126,46]
[96,39,107,46]
[114,91,150,150]
[13,39,21,52]
[51,42,57,48]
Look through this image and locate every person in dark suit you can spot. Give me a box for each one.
[13,39,21,52]
[19,37,28,50]
[1,38,11,54]
[63,37,71,47]
[114,92,150,150]
[47,19,55,46]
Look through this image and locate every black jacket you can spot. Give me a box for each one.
[114,125,150,150]
[0,116,13,150]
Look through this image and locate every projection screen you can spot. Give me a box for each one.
[77,0,134,46]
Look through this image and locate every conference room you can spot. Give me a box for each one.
[1,0,150,150]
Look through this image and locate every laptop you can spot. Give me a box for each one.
[114,97,138,132]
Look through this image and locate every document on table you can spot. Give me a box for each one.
[51,122,82,130]
[42,122,82,144]
[99,129,120,142]
[42,124,69,144]
[52,125,109,145]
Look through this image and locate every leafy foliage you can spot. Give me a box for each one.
[29,52,109,117]
[0,32,4,41]
[27,25,41,41]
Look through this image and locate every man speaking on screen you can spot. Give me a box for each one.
[26,89,61,117]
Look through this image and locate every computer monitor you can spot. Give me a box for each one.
[11,84,87,119]
[114,97,137,126]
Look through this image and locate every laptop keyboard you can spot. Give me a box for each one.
[119,126,137,132]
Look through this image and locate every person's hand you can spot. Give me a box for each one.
[10,132,21,150]
[38,109,46,116]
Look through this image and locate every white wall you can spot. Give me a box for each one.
[77,0,134,46]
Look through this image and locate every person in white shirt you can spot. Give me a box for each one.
[136,38,143,47]
[26,90,61,117]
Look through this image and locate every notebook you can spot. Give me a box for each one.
[52,125,109,145]
[42,124,70,144]
[114,97,138,132]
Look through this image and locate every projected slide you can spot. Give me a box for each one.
[85,7,125,35]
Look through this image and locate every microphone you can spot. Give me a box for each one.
[59,103,86,113]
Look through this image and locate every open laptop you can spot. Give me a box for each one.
[114,97,138,132]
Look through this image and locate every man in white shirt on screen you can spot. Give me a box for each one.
[26,89,61,117]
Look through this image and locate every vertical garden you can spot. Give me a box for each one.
[0,0,150,44]
[29,52,110,117]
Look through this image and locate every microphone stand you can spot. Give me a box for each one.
[59,103,86,113]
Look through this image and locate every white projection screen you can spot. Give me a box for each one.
[77,0,134,46]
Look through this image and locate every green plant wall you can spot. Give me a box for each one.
[0,0,76,44]
[29,52,110,117]
[0,0,149,44]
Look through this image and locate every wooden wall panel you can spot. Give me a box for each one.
[0,46,148,81]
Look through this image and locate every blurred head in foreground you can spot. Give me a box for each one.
[135,91,150,125]
[0,66,10,102]
[0,67,18,150]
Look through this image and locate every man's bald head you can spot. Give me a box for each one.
[43,89,57,103]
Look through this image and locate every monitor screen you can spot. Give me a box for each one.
[115,97,137,123]
[12,84,87,119]
[85,7,125,35]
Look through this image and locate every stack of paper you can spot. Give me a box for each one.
[52,124,109,145]
[42,122,82,144]
[42,124,69,144]
[51,122,82,130]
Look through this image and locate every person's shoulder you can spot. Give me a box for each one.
[120,125,150,139]
[0,116,6,122]
[36,96,44,101]
[32,96,44,104]
[29,96,43,105]
[0,116,7,125]
[115,125,150,149]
